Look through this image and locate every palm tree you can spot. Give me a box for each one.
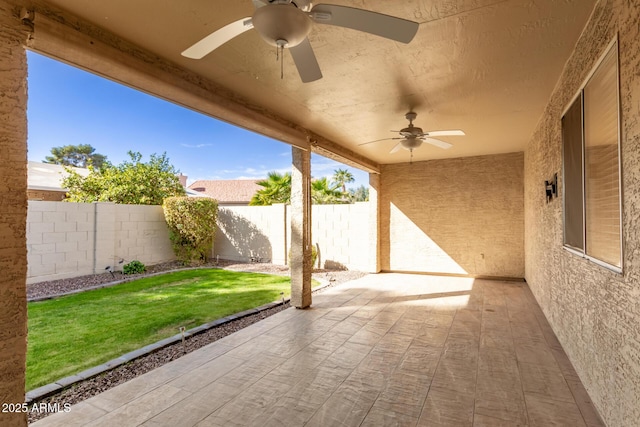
[249,171,291,205]
[349,185,369,202]
[331,168,355,194]
[250,172,348,205]
[311,177,343,204]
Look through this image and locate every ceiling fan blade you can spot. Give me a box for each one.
[390,143,403,154]
[423,137,453,149]
[358,137,402,146]
[309,4,419,43]
[289,38,322,83]
[181,17,253,59]
[251,0,268,8]
[426,130,466,137]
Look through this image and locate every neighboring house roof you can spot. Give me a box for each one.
[27,161,91,192]
[188,179,260,204]
[28,161,206,198]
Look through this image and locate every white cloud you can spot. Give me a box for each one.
[180,143,213,148]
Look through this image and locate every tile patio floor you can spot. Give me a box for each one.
[33,273,605,427]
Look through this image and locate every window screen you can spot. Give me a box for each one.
[562,95,584,250]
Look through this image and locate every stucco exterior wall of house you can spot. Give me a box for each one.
[0,1,29,425]
[524,1,640,426]
[380,152,524,278]
[27,189,66,201]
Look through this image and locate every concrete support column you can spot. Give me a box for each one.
[367,173,381,273]
[0,2,30,426]
[290,147,312,308]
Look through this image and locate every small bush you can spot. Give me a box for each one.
[123,260,146,274]
[163,197,218,264]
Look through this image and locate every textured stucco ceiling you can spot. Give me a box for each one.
[38,0,596,166]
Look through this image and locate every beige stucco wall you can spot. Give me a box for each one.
[27,189,65,201]
[380,152,524,278]
[0,1,28,425]
[524,1,640,426]
[27,202,174,283]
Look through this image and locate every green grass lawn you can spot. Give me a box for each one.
[27,269,308,390]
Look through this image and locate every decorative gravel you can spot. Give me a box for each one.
[27,261,367,423]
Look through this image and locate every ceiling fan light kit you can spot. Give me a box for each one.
[182,0,420,82]
[251,3,312,47]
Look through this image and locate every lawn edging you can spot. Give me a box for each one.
[25,277,332,403]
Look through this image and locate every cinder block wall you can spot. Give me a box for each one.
[27,202,174,283]
[380,152,524,278]
[524,1,640,425]
[215,203,372,271]
[27,201,96,281]
[0,2,29,425]
[310,203,370,271]
[215,204,287,265]
[113,203,175,267]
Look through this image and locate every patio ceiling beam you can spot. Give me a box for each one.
[309,134,380,174]
[26,9,310,151]
[24,4,380,173]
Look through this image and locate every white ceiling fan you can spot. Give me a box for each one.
[359,112,465,156]
[181,0,419,83]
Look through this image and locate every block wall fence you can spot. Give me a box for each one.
[214,203,371,271]
[26,201,373,283]
[27,201,174,283]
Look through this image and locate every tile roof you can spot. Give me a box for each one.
[188,179,260,204]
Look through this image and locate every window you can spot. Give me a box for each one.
[562,41,622,270]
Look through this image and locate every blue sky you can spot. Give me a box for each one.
[26,51,368,188]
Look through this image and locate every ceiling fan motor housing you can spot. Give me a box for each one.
[400,126,424,137]
[252,3,312,47]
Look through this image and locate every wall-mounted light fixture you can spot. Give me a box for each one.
[545,173,558,203]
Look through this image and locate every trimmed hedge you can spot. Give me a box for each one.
[163,197,218,264]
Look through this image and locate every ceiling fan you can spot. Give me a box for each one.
[181,0,419,83]
[359,112,465,156]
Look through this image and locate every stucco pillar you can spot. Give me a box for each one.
[290,147,312,308]
[367,173,381,273]
[0,2,29,426]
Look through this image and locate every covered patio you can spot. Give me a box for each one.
[1,1,639,426]
[33,274,603,426]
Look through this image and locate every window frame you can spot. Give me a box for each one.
[561,37,623,273]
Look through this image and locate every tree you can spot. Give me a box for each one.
[62,151,186,205]
[250,171,349,205]
[249,171,291,206]
[44,144,107,169]
[311,177,344,204]
[331,168,355,194]
[348,185,369,202]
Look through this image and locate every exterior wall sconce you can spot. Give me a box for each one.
[545,173,558,203]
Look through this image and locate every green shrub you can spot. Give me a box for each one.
[123,260,146,274]
[163,197,218,264]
